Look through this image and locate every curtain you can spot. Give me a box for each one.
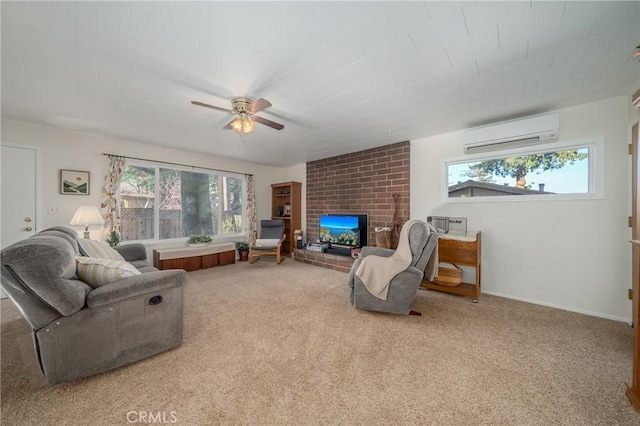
[101,155,126,239]
[246,175,257,244]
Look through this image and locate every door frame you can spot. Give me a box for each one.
[632,123,639,325]
[627,122,640,410]
[1,142,42,238]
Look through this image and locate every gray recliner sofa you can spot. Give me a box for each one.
[0,226,187,384]
[347,220,438,315]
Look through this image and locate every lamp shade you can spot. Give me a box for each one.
[70,205,104,228]
[230,114,255,135]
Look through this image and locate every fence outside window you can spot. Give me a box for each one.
[119,162,244,241]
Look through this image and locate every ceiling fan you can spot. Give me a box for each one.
[191,97,284,135]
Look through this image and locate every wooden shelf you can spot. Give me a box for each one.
[271,181,301,256]
[421,282,477,298]
[420,231,481,302]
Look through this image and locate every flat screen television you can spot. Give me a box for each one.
[329,213,368,247]
[319,215,360,247]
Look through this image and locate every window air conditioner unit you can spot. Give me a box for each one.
[463,114,559,154]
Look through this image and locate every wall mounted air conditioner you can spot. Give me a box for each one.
[463,114,559,154]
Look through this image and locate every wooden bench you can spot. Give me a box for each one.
[153,243,236,271]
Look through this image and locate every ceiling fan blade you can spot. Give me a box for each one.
[253,115,284,130]
[223,120,235,130]
[248,98,272,114]
[191,100,233,113]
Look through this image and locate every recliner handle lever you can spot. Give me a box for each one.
[149,295,163,305]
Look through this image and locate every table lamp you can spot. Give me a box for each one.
[70,205,105,239]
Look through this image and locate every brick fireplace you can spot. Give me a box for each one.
[296,141,410,272]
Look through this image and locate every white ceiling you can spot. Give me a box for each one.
[2,1,639,166]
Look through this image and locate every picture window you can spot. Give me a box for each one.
[443,139,603,202]
[118,161,244,241]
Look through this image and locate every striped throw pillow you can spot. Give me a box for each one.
[76,256,140,288]
[78,239,124,261]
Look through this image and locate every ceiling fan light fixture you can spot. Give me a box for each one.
[231,113,255,135]
[192,97,283,133]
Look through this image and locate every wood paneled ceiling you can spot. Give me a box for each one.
[2,1,638,166]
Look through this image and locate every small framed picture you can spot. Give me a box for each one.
[60,169,90,195]
[284,203,291,216]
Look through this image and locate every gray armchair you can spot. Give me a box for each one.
[0,226,186,384]
[347,220,437,315]
[249,219,286,264]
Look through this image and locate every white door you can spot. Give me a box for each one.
[1,144,39,298]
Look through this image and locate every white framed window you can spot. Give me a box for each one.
[442,138,604,203]
[119,160,245,242]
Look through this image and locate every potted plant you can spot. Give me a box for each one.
[105,230,121,247]
[187,234,213,247]
[235,240,250,261]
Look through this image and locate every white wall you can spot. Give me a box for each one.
[1,118,283,247]
[411,96,634,322]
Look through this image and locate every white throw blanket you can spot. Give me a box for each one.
[356,219,421,300]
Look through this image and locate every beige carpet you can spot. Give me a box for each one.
[2,260,639,425]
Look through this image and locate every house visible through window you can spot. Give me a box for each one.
[444,139,602,201]
[119,162,244,241]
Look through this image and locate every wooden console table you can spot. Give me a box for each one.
[421,231,481,302]
[153,243,236,271]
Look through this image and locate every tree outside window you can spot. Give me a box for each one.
[119,163,244,241]
[447,146,591,198]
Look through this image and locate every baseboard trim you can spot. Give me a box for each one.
[481,290,629,323]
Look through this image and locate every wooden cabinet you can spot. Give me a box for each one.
[271,181,301,256]
[153,244,236,272]
[421,231,481,302]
